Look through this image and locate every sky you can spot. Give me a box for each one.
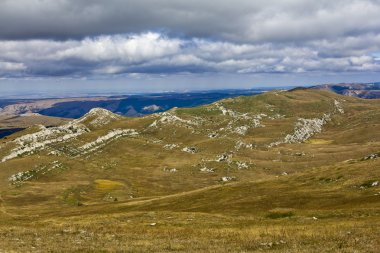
[0,0,380,96]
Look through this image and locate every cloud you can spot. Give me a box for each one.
[1,1,380,79]
[1,31,380,78]
[1,0,380,43]
[0,61,26,72]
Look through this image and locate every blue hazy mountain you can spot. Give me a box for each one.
[38,90,265,118]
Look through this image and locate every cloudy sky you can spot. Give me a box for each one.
[1,0,380,95]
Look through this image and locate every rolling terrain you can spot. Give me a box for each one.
[0,89,379,252]
[312,82,380,99]
[0,114,70,140]
[0,90,262,140]
[0,90,263,119]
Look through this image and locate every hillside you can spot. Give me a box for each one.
[312,82,380,99]
[0,114,70,140]
[0,90,262,119]
[0,89,379,252]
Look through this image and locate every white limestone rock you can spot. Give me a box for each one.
[76,108,121,127]
[80,129,138,153]
[164,144,179,150]
[200,167,215,173]
[236,161,249,169]
[216,154,230,162]
[182,146,197,154]
[163,167,178,173]
[235,141,253,150]
[234,125,249,135]
[268,114,331,148]
[8,161,64,185]
[2,121,89,162]
[334,100,344,114]
[221,176,235,182]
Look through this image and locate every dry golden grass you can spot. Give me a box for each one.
[0,89,379,252]
[0,114,69,129]
[0,211,379,252]
[305,139,333,144]
[94,179,125,190]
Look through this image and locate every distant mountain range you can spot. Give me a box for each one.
[0,84,378,137]
[0,90,264,120]
[1,83,378,123]
[0,90,266,138]
[311,82,380,99]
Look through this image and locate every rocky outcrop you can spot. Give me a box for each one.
[268,114,331,147]
[1,108,123,162]
[80,129,138,154]
[150,111,203,128]
[1,121,89,162]
[76,108,121,127]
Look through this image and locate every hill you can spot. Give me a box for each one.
[0,90,262,119]
[0,114,70,139]
[0,89,379,252]
[311,82,380,99]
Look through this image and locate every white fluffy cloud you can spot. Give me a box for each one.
[1,0,380,78]
[1,32,380,77]
[53,33,181,62]
[0,61,26,71]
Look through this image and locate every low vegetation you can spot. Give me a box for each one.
[0,89,379,252]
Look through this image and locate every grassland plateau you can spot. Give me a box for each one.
[0,89,379,252]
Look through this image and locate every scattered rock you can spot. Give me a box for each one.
[236,161,249,169]
[259,242,273,248]
[235,141,253,150]
[359,180,379,189]
[200,167,215,173]
[208,133,218,138]
[268,114,286,120]
[163,167,178,173]
[269,114,331,147]
[221,176,235,182]
[149,112,202,129]
[216,154,229,162]
[8,161,65,185]
[163,143,179,150]
[234,125,249,135]
[182,146,197,154]
[363,153,379,160]
[334,100,345,114]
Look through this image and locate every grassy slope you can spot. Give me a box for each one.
[0,114,69,129]
[0,89,379,252]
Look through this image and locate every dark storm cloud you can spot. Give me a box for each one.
[0,0,248,40]
[1,0,380,78]
[1,0,380,43]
